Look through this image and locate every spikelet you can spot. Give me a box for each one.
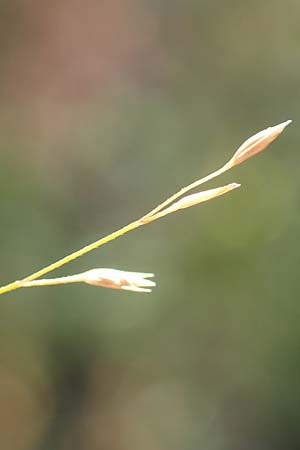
[82,268,156,293]
[228,120,292,167]
[147,183,240,221]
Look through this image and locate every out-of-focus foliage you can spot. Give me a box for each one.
[0,1,299,449]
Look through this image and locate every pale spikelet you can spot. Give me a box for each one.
[149,183,240,220]
[228,120,292,167]
[81,268,156,293]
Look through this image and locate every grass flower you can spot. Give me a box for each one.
[81,269,155,292]
[0,120,291,295]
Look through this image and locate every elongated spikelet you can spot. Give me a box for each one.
[147,183,240,221]
[229,120,292,167]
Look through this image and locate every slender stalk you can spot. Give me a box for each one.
[143,164,230,219]
[23,275,83,287]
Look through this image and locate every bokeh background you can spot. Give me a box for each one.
[0,1,300,449]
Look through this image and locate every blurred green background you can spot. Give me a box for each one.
[0,1,300,449]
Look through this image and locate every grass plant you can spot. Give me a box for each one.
[0,121,291,295]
